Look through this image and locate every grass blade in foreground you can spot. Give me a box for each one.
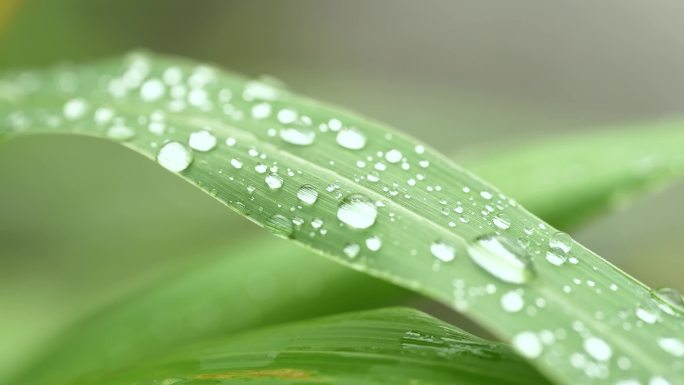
[1,52,683,385]
[74,308,552,385]
[464,124,684,227]
[13,122,684,385]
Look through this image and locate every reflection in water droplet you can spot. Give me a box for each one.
[467,235,535,284]
[265,214,294,239]
[157,141,192,172]
[336,128,366,150]
[279,127,315,146]
[337,194,378,229]
[343,243,361,258]
[297,184,318,206]
[265,173,284,190]
[430,241,455,262]
[188,130,217,152]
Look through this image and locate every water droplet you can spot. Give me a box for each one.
[430,241,456,262]
[63,98,87,120]
[467,235,535,284]
[545,251,566,266]
[297,184,318,205]
[493,214,511,230]
[636,301,659,324]
[480,191,493,200]
[512,332,542,358]
[549,232,572,254]
[106,124,135,141]
[343,243,361,258]
[265,173,283,190]
[157,141,192,172]
[311,218,324,229]
[277,108,298,124]
[225,137,237,146]
[265,214,293,239]
[230,158,243,169]
[501,290,524,312]
[658,337,684,357]
[385,149,402,163]
[337,194,378,229]
[140,79,165,101]
[251,102,272,119]
[188,130,217,152]
[279,127,315,146]
[655,288,684,310]
[366,236,382,251]
[336,128,366,150]
[584,337,612,361]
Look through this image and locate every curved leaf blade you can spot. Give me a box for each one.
[1,52,683,385]
[74,308,552,385]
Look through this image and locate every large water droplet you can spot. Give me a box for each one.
[297,184,318,206]
[512,331,542,358]
[265,214,294,239]
[385,149,402,163]
[157,141,192,172]
[337,194,377,229]
[430,241,456,262]
[336,128,366,150]
[467,235,535,284]
[279,127,315,146]
[265,173,284,190]
[583,337,612,361]
[549,232,572,254]
[188,130,217,152]
[658,337,684,357]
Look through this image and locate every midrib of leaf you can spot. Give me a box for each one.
[1,52,683,385]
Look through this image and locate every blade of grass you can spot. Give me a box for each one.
[1,52,683,385]
[463,124,684,227]
[73,308,553,385]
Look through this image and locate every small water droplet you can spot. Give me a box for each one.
[430,241,456,262]
[366,236,382,251]
[343,243,361,258]
[493,214,511,230]
[385,149,402,163]
[658,337,684,357]
[140,78,165,101]
[467,234,535,284]
[545,251,566,266]
[279,127,315,146]
[188,130,217,152]
[337,194,378,229]
[265,173,284,190]
[157,141,192,172]
[512,332,542,358]
[63,98,87,120]
[311,218,324,229]
[297,184,318,205]
[336,128,366,150]
[583,337,612,361]
[501,290,524,312]
[480,191,493,200]
[265,214,294,238]
[106,124,135,141]
[251,102,272,119]
[230,158,243,169]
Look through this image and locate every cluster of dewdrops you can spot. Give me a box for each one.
[33,54,684,385]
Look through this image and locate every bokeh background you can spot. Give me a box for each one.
[1,0,683,382]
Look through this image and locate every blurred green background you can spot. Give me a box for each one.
[1,0,683,382]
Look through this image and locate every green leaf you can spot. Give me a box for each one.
[73,308,553,385]
[464,125,684,227]
[2,52,683,385]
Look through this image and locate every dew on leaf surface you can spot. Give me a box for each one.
[467,234,535,284]
[337,194,377,229]
[156,141,192,172]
